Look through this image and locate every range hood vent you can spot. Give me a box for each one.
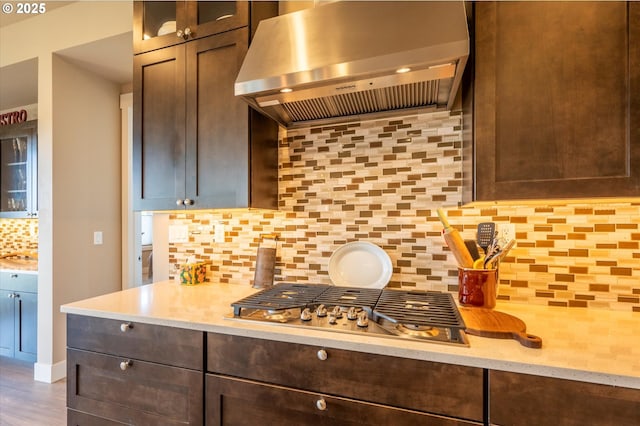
[235,1,469,128]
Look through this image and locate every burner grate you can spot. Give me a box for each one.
[232,283,330,315]
[313,286,382,309]
[373,290,466,329]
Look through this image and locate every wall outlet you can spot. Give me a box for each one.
[168,224,189,243]
[497,223,516,244]
[213,222,225,243]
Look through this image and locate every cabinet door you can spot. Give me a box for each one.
[185,1,249,40]
[206,374,480,426]
[184,28,251,208]
[133,1,188,54]
[133,45,187,211]
[474,2,640,200]
[490,370,640,426]
[0,289,15,357]
[67,348,203,426]
[14,291,36,362]
[0,120,37,218]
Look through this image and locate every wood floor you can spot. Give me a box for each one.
[0,356,66,426]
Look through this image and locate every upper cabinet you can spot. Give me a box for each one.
[133,1,249,54]
[0,121,38,218]
[473,2,640,200]
[132,1,279,211]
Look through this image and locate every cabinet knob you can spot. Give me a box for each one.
[176,199,184,206]
[10,274,18,279]
[7,293,14,298]
[13,293,19,299]
[120,323,132,332]
[119,360,133,371]
[177,28,192,40]
[316,398,327,411]
[317,349,328,361]
[183,198,194,206]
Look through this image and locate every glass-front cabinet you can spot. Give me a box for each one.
[0,121,37,218]
[133,1,249,54]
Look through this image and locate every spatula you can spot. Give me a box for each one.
[476,222,496,254]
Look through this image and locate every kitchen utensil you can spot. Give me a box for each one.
[464,240,481,261]
[436,209,474,268]
[458,267,498,308]
[476,222,496,254]
[253,234,277,289]
[328,241,392,288]
[459,307,543,348]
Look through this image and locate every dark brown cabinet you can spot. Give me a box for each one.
[206,333,484,424]
[489,370,640,426]
[133,1,250,54]
[0,120,37,218]
[66,315,204,425]
[473,2,640,200]
[206,374,479,426]
[133,2,278,211]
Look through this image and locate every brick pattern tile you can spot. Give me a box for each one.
[168,110,640,312]
[0,219,38,253]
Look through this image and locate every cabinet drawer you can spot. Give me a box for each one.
[490,370,640,426]
[67,314,203,370]
[207,333,484,422]
[67,349,203,426]
[0,271,37,292]
[206,374,480,426]
[67,409,127,426]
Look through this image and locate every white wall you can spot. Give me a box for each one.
[50,54,123,362]
[0,1,132,382]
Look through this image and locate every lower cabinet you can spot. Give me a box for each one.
[0,272,37,362]
[489,370,640,426]
[66,315,204,425]
[206,374,479,426]
[206,333,484,425]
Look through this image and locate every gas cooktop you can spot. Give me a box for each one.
[228,283,469,347]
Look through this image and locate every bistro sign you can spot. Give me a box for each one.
[0,109,28,126]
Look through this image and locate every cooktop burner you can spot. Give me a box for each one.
[229,283,469,347]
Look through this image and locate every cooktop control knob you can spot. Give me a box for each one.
[331,306,343,319]
[356,310,369,328]
[316,304,328,317]
[328,313,338,325]
[346,306,358,320]
[300,308,312,321]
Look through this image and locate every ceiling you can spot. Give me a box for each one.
[0,1,133,111]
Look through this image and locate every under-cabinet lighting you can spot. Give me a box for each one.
[280,88,293,93]
[143,34,151,40]
[396,67,411,74]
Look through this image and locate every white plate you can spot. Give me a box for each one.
[328,242,392,288]
[157,21,177,36]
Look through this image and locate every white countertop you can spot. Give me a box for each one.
[61,281,640,390]
[0,259,38,274]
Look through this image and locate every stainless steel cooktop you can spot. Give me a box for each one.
[228,283,469,347]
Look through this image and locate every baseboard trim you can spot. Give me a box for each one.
[34,359,66,383]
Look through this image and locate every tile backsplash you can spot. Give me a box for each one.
[0,219,38,253]
[169,111,640,312]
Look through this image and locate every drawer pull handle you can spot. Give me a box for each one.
[119,360,132,371]
[120,323,132,332]
[317,349,328,361]
[316,398,327,411]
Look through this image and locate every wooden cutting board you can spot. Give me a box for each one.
[459,307,543,348]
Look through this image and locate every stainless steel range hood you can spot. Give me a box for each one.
[235,1,469,128]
